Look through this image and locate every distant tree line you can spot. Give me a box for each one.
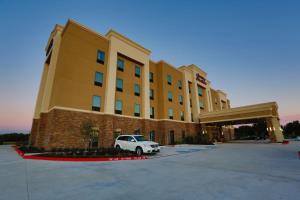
[283,120,300,138]
[0,133,29,145]
[234,121,268,140]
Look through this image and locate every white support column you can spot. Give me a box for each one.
[142,62,150,119]
[104,41,117,114]
[182,71,192,122]
[191,72,200,122]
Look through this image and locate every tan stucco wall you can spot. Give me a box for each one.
[156,61,185,120]
[49,21,109,112]
[115,54,143,117]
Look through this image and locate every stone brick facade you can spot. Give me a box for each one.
[30,108,202,149]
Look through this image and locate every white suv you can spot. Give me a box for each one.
[114,135,160,156]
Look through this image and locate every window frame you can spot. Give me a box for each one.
[198,85,203,96]
[150,89,154,100]
[94,71,103,87]
[149,72,154,82]
[179,95,183,105]
[178,80,182,89]
[117,58,124,71]
[135,66,141,77]
[97,50,105,64]
[115,100,123,114]
[134,84,140,96]
[167,75,172,85]
[116,78,123,92]
[168,108,173,120]
[150,106,154,119]
[92,95,101,111]
[134,103,141,117]
[168,91,173,102]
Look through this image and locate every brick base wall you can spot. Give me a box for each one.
[30,108,201,149]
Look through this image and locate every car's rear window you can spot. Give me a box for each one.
[117,136,128,141]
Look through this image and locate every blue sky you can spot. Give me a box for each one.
[0,0,299,133]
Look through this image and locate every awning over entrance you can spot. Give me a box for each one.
[199,102,284,142]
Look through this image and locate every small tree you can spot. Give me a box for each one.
[80,120,97,150]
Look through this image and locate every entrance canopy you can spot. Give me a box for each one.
[199,102,284,142]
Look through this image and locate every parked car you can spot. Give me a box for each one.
[114,135,160,156]
[296,136,300,141]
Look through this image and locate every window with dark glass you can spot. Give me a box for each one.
[115,100,123,114]
[188,81,192,93]
[179,95,183,105]
[116,78,123,92]
[180,111,184,121]
[92,95,101,111]
[134,84,140,96]
[117,58,124,71]
[190,99,192,107]
[168,91,173,102]
[150,89,154,100]
[134,103,140,117]
[199,100,205,109]
[135,66,141,77]
[191,113,194,122]
[178,80,182,89]
[150,107,154,118]
[149,72,154,82]
[168,108,173,120]
[198,85,203,96]
[167,75,172,85]
[94,72,103,86]
[97,50,105,64]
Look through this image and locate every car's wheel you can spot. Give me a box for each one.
[136,147,143,156]
[115,145,121,151]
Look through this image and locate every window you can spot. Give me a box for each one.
[115,100,123,114]
[149,72,154,82]
[199,100,205,109]
[167,75,172,85]
[150,107,154,118]
[117,58,124,71]
[97,50,105,64]
[179,95,183,105]
[94,72,103,87]
[135,66,141,77]
[92,95,101,111]
[190,99,192,107]
[150,131,155,141]
[134,103,140,117]
[188,82,192,93]
[178,80,182,89]
[191,113,194,122]
[168,91,173,102]
[116,78,123,92]
[134,84,140,96]
[198,85,203,96]
[168,108,173,119]
[150,89,154,100]
[180,111,184,121]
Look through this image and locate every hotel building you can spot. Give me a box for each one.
[30,20,283,149]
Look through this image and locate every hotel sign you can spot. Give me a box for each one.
[196,73,206,85]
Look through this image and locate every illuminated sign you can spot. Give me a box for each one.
[196,73,206,85]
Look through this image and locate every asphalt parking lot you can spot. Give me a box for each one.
[0,142,300,200]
